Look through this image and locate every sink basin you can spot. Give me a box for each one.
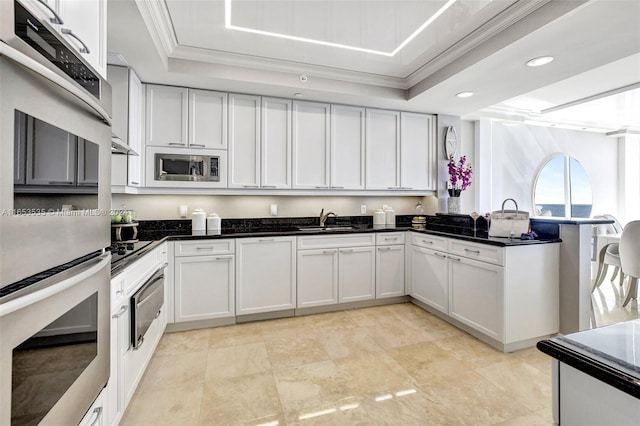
[297,226,356,232]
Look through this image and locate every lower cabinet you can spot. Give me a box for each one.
[297,248,339,308]
[375,244,405,298]
[174,255,235,321]
[236,236,297,315]
[410,245,448,313]
[338,246,376,303]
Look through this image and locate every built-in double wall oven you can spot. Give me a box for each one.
[1,0,112,425]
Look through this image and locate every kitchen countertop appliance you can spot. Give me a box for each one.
[1,1,112,424]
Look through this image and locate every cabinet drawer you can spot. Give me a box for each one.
[376,232,405,246]
[298,233,375,249]
[411,233,447,251]
[449,240,504,266]
[175,239,234,257]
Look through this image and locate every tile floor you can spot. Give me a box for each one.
[591,267,640,328]
[122,303,554,426]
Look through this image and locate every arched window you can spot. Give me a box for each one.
[533,156,592,218]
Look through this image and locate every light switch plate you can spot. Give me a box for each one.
[361,205,367,214]
[270,204,278,216]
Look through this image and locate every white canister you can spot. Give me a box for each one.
[207,213,221,231]
[384,206,396,226]
[373,209,386,226]
[192,209,206,231]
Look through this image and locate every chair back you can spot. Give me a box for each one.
[594,214,624,234]
[620,220,640,278]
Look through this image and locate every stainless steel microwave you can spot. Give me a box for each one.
[155,153,220,182]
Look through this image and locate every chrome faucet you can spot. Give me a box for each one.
[319,209,336,227]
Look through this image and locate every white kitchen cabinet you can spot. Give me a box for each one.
[228,94,261,188]
[261,97,292,188]
[174,254,235,322]
[128,73,144,186]
[376,244,405,299]
[411,245,448,314]
[56,0,107,78]
[189,89,228,149]
[365,109,400,190]
[292,101,331,189]
[297,248,339,308]
[400,112,436,191]
[449,255,504,341]
[236,237,297,315]
[331,104,365,189]
[145,85,189,147]
[338,246,376,303]
[107,274,127,426]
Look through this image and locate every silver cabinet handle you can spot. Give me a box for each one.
[130,181,140,185]
[385,237,398,241]
[322,250,336,254]
[215,256,233,260]
[259,238,275,243]
[378,247,392,251]
[331,186,344,189]
[112,305,128,318]
[422,240,434,245]
[48,181,73,185]
[262,185,276,188]
[36,0,64,24]
[190,144,205,148]
[168,142,186,146]
[133,335,144,350]
[448,256,461,262]
[464,248,481,254]
[196,246,214,250]
[243,185,259,188]
[88,406,103,426]
[115,289,124,295]
[60,28,90,53]
[433,252,447,258]
[340,249,354,254]
[400,187,413,190]
[315,186,329,189]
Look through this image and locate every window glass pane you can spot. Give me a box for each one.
[534,156,566,217]
[569,157,592,218]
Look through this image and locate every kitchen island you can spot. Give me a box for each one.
[537,320,640,425]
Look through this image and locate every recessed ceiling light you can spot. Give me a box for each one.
[456,91,474,98]
[526,56,554,67]
[224,0,457,57]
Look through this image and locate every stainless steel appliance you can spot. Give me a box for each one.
[130,266,165,350]
[1,0,112,424]
[155,152,221,182]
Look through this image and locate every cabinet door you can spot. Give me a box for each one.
[376,245,405,298]
[411,246,448,314]
[236,237,296,315]
[145,85,188,147]
[292,101,330,189]
[58,0,107,78]
[297,249,338,308]
[365,109,400,190]
[189,89,228,149]
[331,105,365,189]
[127,72,143,186]
[26,116,76,185]
[228,94,261,188]
[400,112,435,190]
[174,255,235,321]
[339,247,375,303]
[77,138,99,186]
[449,256,504,341]
[261,97,292,188]
[107,65,129,144]
[107,301,128,426]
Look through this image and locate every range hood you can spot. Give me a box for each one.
[111,135,138,156]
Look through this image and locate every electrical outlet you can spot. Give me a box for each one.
[360,205,367,214]
[270,204,278,216]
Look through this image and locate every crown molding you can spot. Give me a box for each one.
[135,0,178,67]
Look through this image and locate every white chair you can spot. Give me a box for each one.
[619,220,640,307]
[592,214,624,291]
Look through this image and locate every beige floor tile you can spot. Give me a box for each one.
[285,396,372,426]
[494,408,553,425]
[208,322,264,349]
[388,341,476,383]
[320,327,383,360]
[199,372,283,425]
[273,360,350,414]
[304,310,358,331]
[265,334,331,370]
[258,315,311,340]
[359,388,455,426]
[363,320,433,349]
[121,383,202,426]
[335,351,418,396]
[155,328,211,357]
[137,350,207,391]
[433,334,508,369]
[205,342,272,380]
[344,305,401,328]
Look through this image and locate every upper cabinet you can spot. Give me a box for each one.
[400,112,436,191]
[261,97,292,188]
[365,109,400,190]
[292,101,331,189]
[42,0,107,78]
[331,105,365,190]
[145,85,228,150]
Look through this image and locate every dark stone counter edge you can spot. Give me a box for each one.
[536,339,640,399]
[111,227,561,276]
[530,218,614,225]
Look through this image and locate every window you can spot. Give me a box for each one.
[533,155,592,218]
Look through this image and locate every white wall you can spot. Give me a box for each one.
[112,194,425,220]
[474,120,619,218]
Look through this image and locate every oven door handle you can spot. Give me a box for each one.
[0,42,111,125]
[0,253,111,316]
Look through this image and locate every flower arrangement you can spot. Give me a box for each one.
[447,155,472,197]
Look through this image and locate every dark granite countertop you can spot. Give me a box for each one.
[537,319,640,399]
[530,217,614,225]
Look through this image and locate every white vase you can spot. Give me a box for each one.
[448,197,461,214]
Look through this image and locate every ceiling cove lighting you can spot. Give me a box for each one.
[224,0,457,57]
[456,91,474,98]
[526,56,554,67]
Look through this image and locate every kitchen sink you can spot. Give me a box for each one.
[297,226,356,232]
